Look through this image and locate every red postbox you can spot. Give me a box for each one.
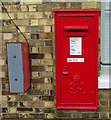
[54,10,99,109]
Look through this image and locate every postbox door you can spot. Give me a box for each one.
[54,10,99,109]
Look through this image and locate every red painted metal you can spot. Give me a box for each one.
[54,10,99,109]
[22,42,30,92]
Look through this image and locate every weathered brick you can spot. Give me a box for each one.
[26,26,44,32]
[3,20,12,26]
[39,19,52,25]
[45,12,52,18]
[82,2,100,9]
[2,13,15,20]
[45,66,53,72]
[2,5,11,12]
[20,5,28,11]
[71,2,81,9]
[46,113,55,119]
[41,47,53,53]
[10,5,21,12]
[13,33,30,39]
[8,107,17,113]
[2,26,16,33]
[3,33,12,40]
[31,59,41,66]
[25,12,43,19]
[2,113,19,118]
[42,96,54,101]
[24,2,42,5]
[44,101,54,108]
[19,113,29,118]
[41,72,53,77]
[44,26,51,33]
[16,13,24,19]
[29,5,37,11]
[99,112,109,119]
[66,3,71,8]
[17,108,33,112]
[29,40,44,46]
[31,78,44,83]
[30,19,38,26]
[27,90,43,95]
[55,111,72,118]
[7,95,15,101]
[30,53,44,59]
[41,59,53,65]
[32,72,41,79]
[13,20,30,26]
[44,53,52,59]
[99,100,109,107]
[38,4,52,12]
[0,72,5,78]
[29,113,45,119]
[45,40,53,46]
[99,107,109,112]
[18,26,25,33]
[31,34,39,39]
[82,112,99,118]
[31,66,44,72]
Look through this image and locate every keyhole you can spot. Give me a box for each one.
[15,78,18,82]
[13,55,16,58]
[64,67,66,70]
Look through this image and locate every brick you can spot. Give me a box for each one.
[41,59,53,65]
[32,47,39,53]
[31,59,41,65]
[30,19,38,26]
[99,107,109,112]
[99,100,109,107]
[31,78,44,83]
[82,112,99,118]
[38,4,52,12]
[2,5,11,12]
[43,108,54,113]
[42,96,54,101]
[45,12,52,18]
[29,113,45,119]
[15,95,32,101]
[17,108,33,112]
[16,13,24,19]
[2,26,16,33]
[10,5,21,12]
[20,5,28,11]
[24,2,42,5]
[26,26,44,32]
[7,95,15,101]
[2,113,19,118]
[46,113,54,119]
[32,72,41,79]
[71,2,81,9]
[13,33,30,40]
[27,90,43,95]
[18,26,25,33]
[3,20,12,26]
[0,72,5,78]
[19,113,29,118]
[98,90,109,99]
[73,112,82,118]
[41,72,53,77]
[29,40,44,46]
[2,13,15,20]
[44,78,52,83]
[25,12,43,19]
[66,3,71,8]
[45,40,53,46]
[99,112,109,119]
[30,53,44,59]
[8,107,17,113]
[82,2,100,9]
[41,47,53,53]
[44,101,54,108]
[2,108,8,113]
[31,66,44,72]
[13,20,30,26]
[45,66,53,72]
[55,111,72,118]
[31,34,39,39]
[39,19,52,25]
[44,53,52,59]
[44,26,51,33]
[29,5,37,11]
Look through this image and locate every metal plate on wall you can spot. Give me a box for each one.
[7,43,24,93]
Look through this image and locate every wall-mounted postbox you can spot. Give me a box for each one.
[7,42,30,93]
[54,10,99,109]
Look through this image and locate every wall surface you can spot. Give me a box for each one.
[1,1,111,120]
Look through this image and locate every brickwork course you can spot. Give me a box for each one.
[1,1,111,120]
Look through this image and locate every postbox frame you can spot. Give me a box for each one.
[54,10,99,109]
